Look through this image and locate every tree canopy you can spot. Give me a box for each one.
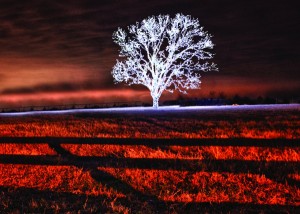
[112,13,217,108]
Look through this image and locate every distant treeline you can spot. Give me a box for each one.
[163,95,300,106]
[0,101,143,113]
[1,96,299,113]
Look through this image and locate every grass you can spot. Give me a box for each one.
[0,105,299,213]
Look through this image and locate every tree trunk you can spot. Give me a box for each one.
[152,96,159,109]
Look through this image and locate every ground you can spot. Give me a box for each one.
[0,104,299,213]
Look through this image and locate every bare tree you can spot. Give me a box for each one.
[112,13,217,108]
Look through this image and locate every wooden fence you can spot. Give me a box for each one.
[0,101,144,113]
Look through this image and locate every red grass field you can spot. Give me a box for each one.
[0,104,299,213]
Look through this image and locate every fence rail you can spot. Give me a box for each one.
[0,137,298,147]
[0,101,144,113]
[0,136,299,209]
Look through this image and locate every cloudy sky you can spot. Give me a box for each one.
[0,0,299,107]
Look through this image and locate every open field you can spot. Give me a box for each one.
[0,104,299,213]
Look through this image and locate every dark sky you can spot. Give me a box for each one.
[0,0,299,106]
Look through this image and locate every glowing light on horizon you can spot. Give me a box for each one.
[1,104,298,117]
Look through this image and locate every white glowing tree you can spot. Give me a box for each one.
[112,13,217,108]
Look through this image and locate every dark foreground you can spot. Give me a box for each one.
[0,104,299,213]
